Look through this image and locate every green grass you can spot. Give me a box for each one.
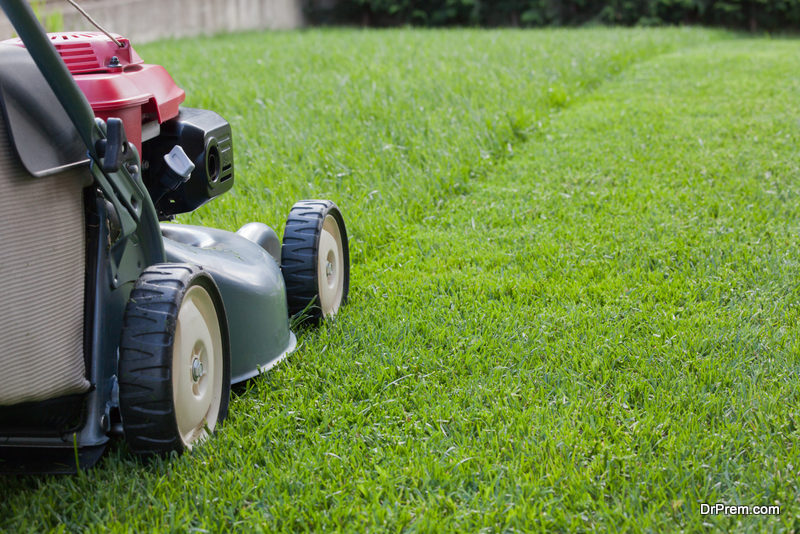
[3,27,800,532]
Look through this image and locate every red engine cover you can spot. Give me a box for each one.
[3,32,185,152]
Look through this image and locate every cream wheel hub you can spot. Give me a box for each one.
[317,214,344,317]
[172,285,224,448]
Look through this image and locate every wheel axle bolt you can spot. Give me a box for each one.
[326,261,333,277]
[191,358,204,382]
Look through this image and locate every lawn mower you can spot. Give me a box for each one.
[0,0,349,473]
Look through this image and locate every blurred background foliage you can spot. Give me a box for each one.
[305,0,800,30]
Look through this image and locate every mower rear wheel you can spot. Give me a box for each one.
[118,264,230,455]
[281,200,350,321]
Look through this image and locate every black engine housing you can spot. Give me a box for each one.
[142,107,234,219]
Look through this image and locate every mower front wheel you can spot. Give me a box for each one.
[281,200,350,321]
[118,264,230,455]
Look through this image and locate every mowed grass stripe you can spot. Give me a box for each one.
[370,39,800,531]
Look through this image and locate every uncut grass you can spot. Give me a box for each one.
[5,29,800,532]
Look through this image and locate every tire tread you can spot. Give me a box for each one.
[118,263,230,456]
[280,200,350,321]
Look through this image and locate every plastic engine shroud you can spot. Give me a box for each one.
[3,32,184,152]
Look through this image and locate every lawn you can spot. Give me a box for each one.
[3,27,800,532]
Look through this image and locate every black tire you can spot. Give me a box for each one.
[118,264,231,455]
[281,200,350,321]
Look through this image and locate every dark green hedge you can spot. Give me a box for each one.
[305,0,800,30]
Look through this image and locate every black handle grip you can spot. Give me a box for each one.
[95,118,128,172]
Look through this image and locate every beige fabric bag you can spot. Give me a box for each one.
[0,118,90,405]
